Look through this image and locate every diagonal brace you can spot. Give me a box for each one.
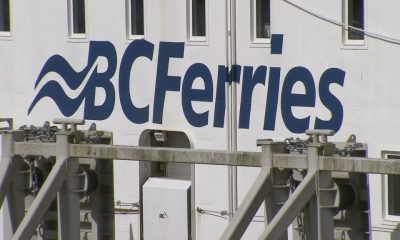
[258,172,317,240]
[12,157,69,240]
[221,168,272,240]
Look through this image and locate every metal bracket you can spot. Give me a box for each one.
[0,118,13,131]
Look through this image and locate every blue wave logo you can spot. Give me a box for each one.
[29,41,117,120]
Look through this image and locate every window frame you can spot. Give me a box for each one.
[0,0,11,38]
[250,0,272,47]
[126,0,145,39]
[382,152,400,223]
[187,0,208,44]
[342,0,366,46]
[68,0,87,40]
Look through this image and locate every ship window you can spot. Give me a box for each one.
[0,0,10,33]
[251,0,271,44]
[256,0,270,39]
[386,154,400,216]
[188,0,207,41]
[344,0,364,43]
[69,0,86,38]
[128,0,144,37]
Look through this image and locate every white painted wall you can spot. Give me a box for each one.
[1,0,400,239]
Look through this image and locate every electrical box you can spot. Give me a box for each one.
[143,178,191,240]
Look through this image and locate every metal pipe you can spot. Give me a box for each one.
[258,172,317,240]
[221,168,272,240]
[230,0,238,215]
[12,157,69,240]
[226,0,239,221]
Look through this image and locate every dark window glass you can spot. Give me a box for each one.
[0,0,10,32]
[388,155,400,216]
[348,0,364,40]
[72,0,85,34]
[256,0,270,39]
[131,0,144,35]
[192,0,205,37]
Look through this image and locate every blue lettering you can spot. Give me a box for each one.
[239,66,267,129]
[264,67,281,130]
[213,65,241,128]
[119,39,154,124]
[30,37,346,134]
[153,42,185,124]
[315,68,345,132]
[84,41,117,120]
[281,67,316,133]
[182,63,213,127]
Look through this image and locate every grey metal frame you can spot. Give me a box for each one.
[0,121,399,239]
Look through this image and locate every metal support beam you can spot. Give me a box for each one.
[258,172,317,240]
[11,140,400,174]
[0,132,14,209]
[258,140,288,240]
[56,131,80,240]
[304,143,334,240]
[220,168,272,240]
[12,157,68,240]
[91,158,115,239]
[3,156,27,240]
[0,131,25,240]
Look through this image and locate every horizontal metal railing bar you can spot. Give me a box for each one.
[273,154,307,169]
[12,142,400,174]
[14,142,56,157]
[70,144,262,167]
[14,143,308,168]
[320,156,400,175]
[14,142,262,167]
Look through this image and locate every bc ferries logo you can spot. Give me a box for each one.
[29,35,345,133]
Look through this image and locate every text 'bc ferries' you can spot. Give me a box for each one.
[29,35,345,134]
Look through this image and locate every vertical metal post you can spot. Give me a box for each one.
[91,158,115,240]
[1,131,26,240]
[0,132,14,207]
[3,156,28,240]
[259,140,288,240]
[259,139,274,224]
[226,0,239,221]
[304,132,334,240]
[56,129,80,240]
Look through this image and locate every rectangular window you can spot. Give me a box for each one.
[251,0,271,44]
[0,0,10,33]
[188,0,207,41]
[191,0,205,37]
[129,0,144,37]
[386,154,400,216]
[344,0,364,43]
[256,0,270,39]
[69,0,86,38]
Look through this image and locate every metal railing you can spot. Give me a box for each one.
[1,119,398,239]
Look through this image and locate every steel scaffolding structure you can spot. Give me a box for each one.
[1,119,399,239]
